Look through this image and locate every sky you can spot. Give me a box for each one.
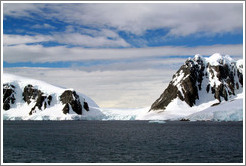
[2,2,244,108]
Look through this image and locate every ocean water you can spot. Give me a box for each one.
[3,120,243,163]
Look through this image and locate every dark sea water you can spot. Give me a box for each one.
[3,120,243,163]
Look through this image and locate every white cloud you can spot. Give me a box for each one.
[31,23,55,29]
[68,58,186,72]
[3,3,243,36]
[3,34,52,46]
[3,31,130,48]
[3,44,243,63]
[52,32,130,47]
[3,3,44,18]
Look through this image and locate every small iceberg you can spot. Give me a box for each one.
[148,120,166,124]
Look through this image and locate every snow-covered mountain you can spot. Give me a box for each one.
[149,53,243,115]
[3,73,104,120]
[2,53,244,122]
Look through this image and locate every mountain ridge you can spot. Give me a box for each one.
[3,73,104,120]
[150,53,243,112]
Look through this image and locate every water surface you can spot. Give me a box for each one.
[3,120,243,163]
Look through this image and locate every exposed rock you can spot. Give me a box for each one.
[29,94,52,115]
[3,84,16,110]
[22,85,53,115]
[180,118,190,121]
[211,102,220,107]
[238,69,243,86]
[150,54,243,111]
[83,101,89,111]
[150,55,205,111]
[62,103,70,114]
[60,90,83,115]
[5,83,88,115]
[23,84,41,104]
[150,84,178,110]
[208,63,239,101]
[3,74,96,118]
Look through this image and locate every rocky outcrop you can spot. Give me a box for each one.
[83,101,89,111]
[3,74,97,119]
[29,94,52,115]
[60,90,83,115]
[3,83,90,116]
[206,59,242,102]
[23,84,40,104]
[22,85,53,115]
[3,84,16,110]
[150,56,205,110]
[150,54,243,111]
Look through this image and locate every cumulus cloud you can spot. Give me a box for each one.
[31,23,55,29]
[51,32,130,47]
[3,34,52,46]
[3,43,243,63]
[3,31,130,48]
[3,3,45,18]
[3,3,243,36]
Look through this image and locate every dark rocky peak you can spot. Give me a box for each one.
[150,54,243,112]
[184,54,205,69]
[22,84,52,115]
[206,56,243,102]
[3,73,96,118]
[23,84,41,104]
[151,55,204,111]
[60,90,85,115]
[29,94,52,115]
[3,83,16,110]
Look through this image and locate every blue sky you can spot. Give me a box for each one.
[2,2,244,108]
[3,3,243,69]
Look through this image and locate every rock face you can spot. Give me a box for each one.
[22,85,53,115]
[150,54,243,111]
[3,83,16,110]
[3,83,90,116]
[83,101,89,112]
[2,74,97,120]
[60,90,83,115]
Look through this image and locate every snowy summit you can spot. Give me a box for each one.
[147,53,243,121]
[3,73,104,120]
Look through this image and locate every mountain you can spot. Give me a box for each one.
[3,73,104,120]
[3,53,244,122]
[149,53,243,112]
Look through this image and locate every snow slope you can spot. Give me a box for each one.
[101,92,243,121]
[187,93,243,121]
[137,93,243,121]
[3,73,104,120]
